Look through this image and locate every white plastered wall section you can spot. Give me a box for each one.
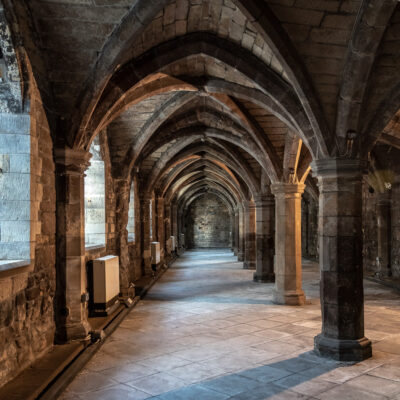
[85,137,106,247]
[127,183,135,242]
[0,113,31,261]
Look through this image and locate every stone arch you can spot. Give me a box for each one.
[78,33,326,159]
[337,0,398,156]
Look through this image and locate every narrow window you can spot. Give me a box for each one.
[127,182,135,242]
[85,137,106,247]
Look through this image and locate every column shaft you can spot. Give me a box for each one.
[243,201,256,269]
[115,178,131,297]
[55,148,91,342]
[377,193,391,278]
[141,197,152,275]
[157,197,165,261]
[254,195,275,283]
[312,158,371,361]
[271,183,305,305]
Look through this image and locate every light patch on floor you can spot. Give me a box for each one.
[60,250,400,400]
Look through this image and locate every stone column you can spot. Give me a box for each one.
[157,197,165,260]
[271,183,305,306]
[254,194,275,283]
[311,158,371,361]
[114,178,132,298]
[55,147,91,342]
[171,203,178,239]
[377,192,391,278]
[233,210,239,255]
[243,200,256,269]
[178,208,184,251]
[165,203,172,255]
[231,212,236,253]
[141,196,152,275]
[237,207,244,261]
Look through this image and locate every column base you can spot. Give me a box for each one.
[243,261,256,270]
[273,289,305,306]
[314,334,372,362]
[237,252,244,261]
[56,319,91,344]
[253,272,275,283]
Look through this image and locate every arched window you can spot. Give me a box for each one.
[85,137,106,247]
[127,181,135,242]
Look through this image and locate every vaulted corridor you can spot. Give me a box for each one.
[60,250,400,400]
[2,1,400,397]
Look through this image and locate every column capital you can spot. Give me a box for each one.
[242,199,255,208]
[55,147,92,175]
[140,194,152,202]
[310,158,368,179]
[271,183,305,196]
[253,194,274,207]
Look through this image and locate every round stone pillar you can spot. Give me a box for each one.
[243,200,256,270]
[311,158,372,361]
[237,206,245,261]
[141,196,152,275]
[55,147,92,343]
[157,197,165,260]
[377,192,391,278]
[253,194,275,283]
[115,178,132,298]
[234,210,239,256]
[271,183,305,306]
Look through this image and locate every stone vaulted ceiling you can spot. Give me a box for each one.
[5,0,400,207]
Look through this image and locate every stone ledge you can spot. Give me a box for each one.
[84,244,106,252]
[0,259,32,278]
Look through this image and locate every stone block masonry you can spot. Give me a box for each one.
[185,193,232,248]
[0,113,31,261]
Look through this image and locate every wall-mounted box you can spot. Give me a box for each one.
[89,255,120,317]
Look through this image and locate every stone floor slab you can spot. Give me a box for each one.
[59,250,400,400]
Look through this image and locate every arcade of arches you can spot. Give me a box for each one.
[0,0,400,398]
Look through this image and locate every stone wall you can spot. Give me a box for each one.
[301,192,318,260]
[363,182,379,276]
[363,177,400,279]
[0,79,56,385]
[392,175,400,277]
[362,145,400,279]
[185,193,232,248]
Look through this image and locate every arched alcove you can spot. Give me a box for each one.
[185,192,233,249]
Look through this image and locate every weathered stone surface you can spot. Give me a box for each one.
[312,158,371,361]
[185,193,232,249]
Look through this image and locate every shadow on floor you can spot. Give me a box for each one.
[150,351,340,399]
[146,279,275,305]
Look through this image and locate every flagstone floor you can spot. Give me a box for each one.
[60,249,400,400]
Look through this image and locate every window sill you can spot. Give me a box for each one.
[85,244,106,252]
[0,260,33,278]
